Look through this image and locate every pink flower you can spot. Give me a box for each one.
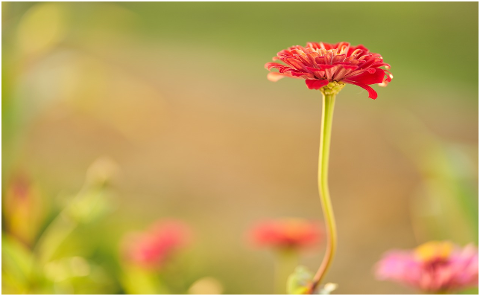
[249,218,323,251]
[265,42,392,99]
[122,220,191,270]
[375,241,478,293]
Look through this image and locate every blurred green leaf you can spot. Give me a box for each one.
[2,234,35,293]
[34,158,116,264]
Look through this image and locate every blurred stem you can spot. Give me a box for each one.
[28,184,93,292]
[33,179,108,265]
[33,184,89,265]
[34,211,77,264]
[27,204,78,293]
[308,93,337,294]
[275,249,298,294]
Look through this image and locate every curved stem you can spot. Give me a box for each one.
[308,93,338,294]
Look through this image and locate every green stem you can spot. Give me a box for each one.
[275,249,298,294]
[308,93,338,294]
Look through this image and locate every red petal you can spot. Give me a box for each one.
[320,42,335,50]
[332,54,347,64]
[347,44,369,56]
[305,66,324,72]
[344,80,378,99]
[346,68,385,85]
[316,64,336,70]
[305,79,329,90]
[335,63,358,70]
[378,71,393,87]
[289,71,310,77]
[334,42,350,50]
[265,62,287,70]
[306,42,322,50]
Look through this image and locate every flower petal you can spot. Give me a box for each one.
[305,79,329,90]
[267,72,287,82]
[265,62,287,71]
[305,66,329,73]
[344,80,378,99]
[346,68,385,85]
[289,71,311,77]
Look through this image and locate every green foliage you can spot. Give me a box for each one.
[287,266,313,294]
[2,159,119,293]
[2,235,35,293]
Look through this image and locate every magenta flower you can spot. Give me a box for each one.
[375,241,478,293]
[265,42,392,99]
[122,220,191,270]
[249,219,323,251]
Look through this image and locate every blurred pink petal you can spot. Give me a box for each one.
[375,242,478,293]
[122,219,191,270]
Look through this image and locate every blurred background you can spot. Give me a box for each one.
[2,2,478,294]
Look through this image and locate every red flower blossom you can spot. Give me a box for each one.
[249,219,323,251]
[375,241,478,293]
[265,42,392,99]
[122,220,191,270]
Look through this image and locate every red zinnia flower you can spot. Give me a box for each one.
[249,219,323,251]
[122,220,191,270]
[265,42,392,99]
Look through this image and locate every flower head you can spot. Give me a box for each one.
[375,241,478,293]
[4,172,43,245]
[265,42,392,99]
[249,218,323,251]
[122,219,191,270]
